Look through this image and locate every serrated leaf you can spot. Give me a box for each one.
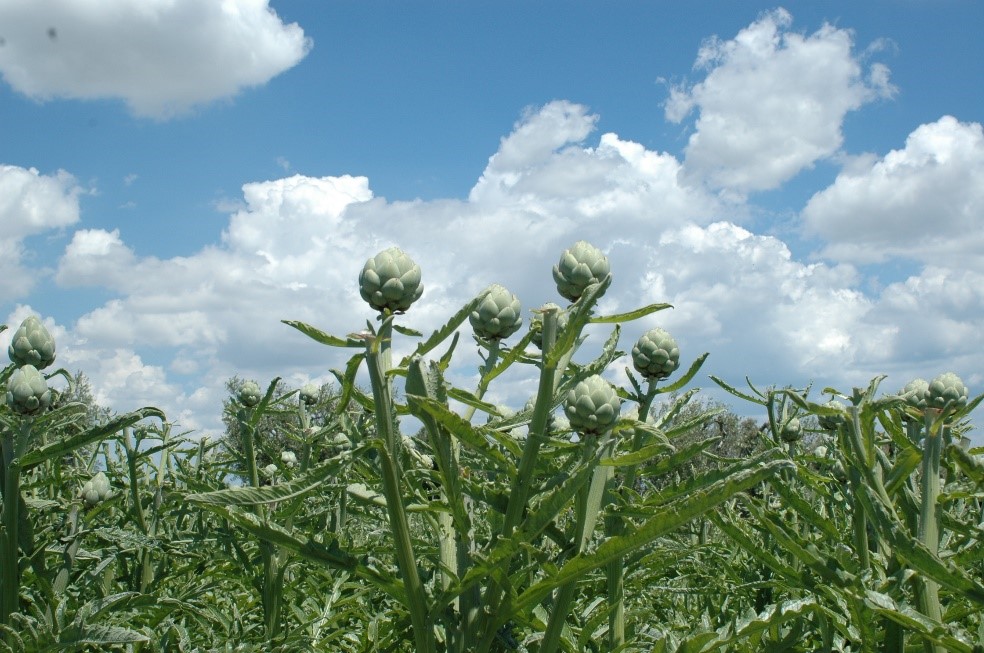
[282,319,365,347]
[21,407,165,467]
[589,303,672,324]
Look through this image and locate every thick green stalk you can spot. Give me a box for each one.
[365,319,436,653]
[540,434,613,653]
[1,420,32,635]
[477,309,560,653]
[916,413,945,653]
[606,382,658,650]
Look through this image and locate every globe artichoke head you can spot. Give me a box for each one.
[470,284,522,341]
[926,372,968,411]
[564,374,621,436]
[552,241,610,302]
[6,364,52,416]
[239,381,262,407]
[81,471,113,506]
[817,400,846,431]
[901,378,929,411]
[359,247,423,313]
[281,450,298,467]
[530,303,569,349]
[8,315,56,369]
[631,328,681,380]
[299,383,319,406]
[779,417,803,443]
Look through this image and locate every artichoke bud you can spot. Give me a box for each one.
[552,241,610,302]
[631,328,681,380]
[299,383,319,406]
[564,374,621,436]
[901,378,929,412]
[817,400,846,431]
[359,247,423,313]
[8,315,56,369]
[6,364,52,416]
[530,303,569,349]
[239,381,262,407]
[281,450,298,467]
[925,372,968,411]
[470,284,522,341]
[81,471,113,506]
[263,463,278,477]
[779,417,803,443]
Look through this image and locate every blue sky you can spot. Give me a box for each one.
[2,1,982,441]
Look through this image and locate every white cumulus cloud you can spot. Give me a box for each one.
[667,8,895,193]
[0,0,311,118]
[803,116,984,265]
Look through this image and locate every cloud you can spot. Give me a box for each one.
[0,0,311,118]
[667,8,895,193]
[803,116,984,265]
[0,164,82,301]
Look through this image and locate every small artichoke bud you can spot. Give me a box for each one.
[925,372,968,411]
[564,374,621,435]
[331,433,352,449]
[631,328,681,380]
[6,364,52,416]
[470,284,523,341]
[81,471,113,506]
[552,241,610,302]
[8,315,56,369]
[299,383,319,406]
[281,450,297,467]
[359,247,423,313]
[901,378,929,410]
[531,303,569,349]
[263,463,278,477]
[239,381,262,407]
[779,418,803,443]
[817,400,846,431]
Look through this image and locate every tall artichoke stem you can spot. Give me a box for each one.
[540,433,614,653]
[917,414,945,653]
[365,323,436,653]
[477,309,560,653]
[1,420,32,636]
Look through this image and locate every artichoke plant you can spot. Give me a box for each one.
[6,364,52,416]
[631,328,681,380]
[239,381,262,407]
[552,241,610,302]
[81,471,113,507]
[359,247,423,313]
[925,372,968,411]
[8,315,56,369]
[470,284,522,341]
[564,374,621,435]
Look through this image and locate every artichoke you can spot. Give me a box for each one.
[926,372,968,411]
[564,374,621,435]
[779,417,803,443]
[281,450,298,467]
[239,381,262,407]
[530,303,569,349]
[8,315,56,369]
[631,328,681,380]
[817,400,845,431]
[901,378,929,410]
[81,471,113,506]
[299,383,319,406]
[470,284,522,341]
[552,241,610,302]
[359,247,423,313]
[6,364,52,416]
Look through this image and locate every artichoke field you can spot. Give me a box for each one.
[0,243,981,652]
